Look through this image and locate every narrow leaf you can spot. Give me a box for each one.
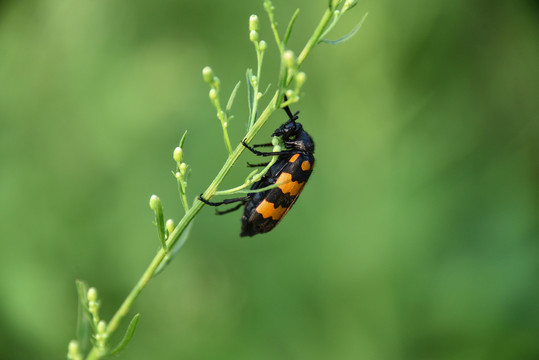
[179,130,188,148]
[75,280,92,352]
[226,81,241,113]
[107,314,140,357]
[283,9,300,47]
[319,12,367,45]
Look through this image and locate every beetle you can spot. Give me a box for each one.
[199,100,315,237]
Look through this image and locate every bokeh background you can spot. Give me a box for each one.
[1,0,537,359]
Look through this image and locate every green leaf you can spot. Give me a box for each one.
[153,221,193,276]
[106,314,140,357]
[283,9,300,47]
[319,12,367,45]
[226,81,241,114]
[75,280,92,352]
[179,130,188,148]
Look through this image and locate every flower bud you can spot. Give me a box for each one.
[249,15,259,32]
[296,72,307,87]
[202,66,214,84]
[67,340,82,360]
[285,89,294,99]
[149,195,161,211]
[175,171,181,180]
[173,147,183,163]
[97,320,107,334]
[179,163,188,175]
[259,40,267,52]
[87,287,98,302]
[283,50,296,69]
[166,219,175,235]
[343,0,358,11]
[249,30,259,43]
[209,88,218,101]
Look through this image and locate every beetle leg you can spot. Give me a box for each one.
[247,161,270,167]
[252,142,273,148]
[215,203,244,215]
[242,140,294,157]
[282,94,300,121]
[199,194,250,207]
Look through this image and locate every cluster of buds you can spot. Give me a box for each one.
[87,287,108,352]
[281,50,306,103]
[202,66,234,153]
[95,320,108,351]
[173,146,188,178]
[249,14,267,52]
[87,287,100,323]
[67,340,82,360]
[251,15,267,51]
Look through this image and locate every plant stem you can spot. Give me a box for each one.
[84,91,279,360]
[83,2,357,356]
[297,8,333,68]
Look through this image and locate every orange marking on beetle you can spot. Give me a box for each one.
[289,153,300,163]
[256,199,287,220]
[301,161,311,171]
[276,172,304,196]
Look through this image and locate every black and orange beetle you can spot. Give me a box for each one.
[199,100,315,237]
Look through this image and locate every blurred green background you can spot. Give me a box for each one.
[1,0,537,359]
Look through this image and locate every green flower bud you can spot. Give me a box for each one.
[285,89,294,99]
[250,75,257,87]
[175,171,181,180]
[209,88,218,101]
[213,76,220,89]
[173,147,183,163]
[296,72,307,87]
[249,15,259,32]
[179,163,188,175]
[343,0,358,11]
[250,30,259,43]
[202,66,214,84]
[283,50,296,69]
[67,340,82,360]
[87,287,98,302]
[166,219,175,235]
[97,320,107,334]
[149,195,161,211]
[259,40,267,52]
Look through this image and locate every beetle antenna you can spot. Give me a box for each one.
[282,95,300,122]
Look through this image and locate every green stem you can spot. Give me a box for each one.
[84,91,279,360]
[297,8,333,68]
[249,45,264,130]
[83,2,355,357]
